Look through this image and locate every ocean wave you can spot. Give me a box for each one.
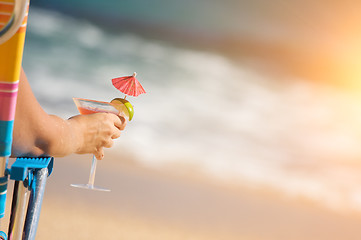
[23,7,361,214]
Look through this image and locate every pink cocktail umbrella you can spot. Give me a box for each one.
[112,72,146,97]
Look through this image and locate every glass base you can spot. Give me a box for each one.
[70,183,111,192]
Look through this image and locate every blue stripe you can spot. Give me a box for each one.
[0,177,7,219]
[0,121,14,157]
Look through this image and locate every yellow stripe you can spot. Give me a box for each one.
[0,0,27,83]
[0,31,26,83]
[0,0,15,4]
[0,80,18,84]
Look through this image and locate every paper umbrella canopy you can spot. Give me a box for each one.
[112,72,146,97]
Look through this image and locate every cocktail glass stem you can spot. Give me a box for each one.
[88,155,97,187]
[70,154,110,192]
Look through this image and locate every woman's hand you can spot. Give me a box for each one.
[68,113,127,160]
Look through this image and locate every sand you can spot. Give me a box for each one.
[3,153,361,239]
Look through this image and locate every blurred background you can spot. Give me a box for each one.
[17,0,361,239]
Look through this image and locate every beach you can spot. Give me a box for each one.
[13,4,361,239]
[10,153,359,240]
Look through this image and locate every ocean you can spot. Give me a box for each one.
[22,7,361,214]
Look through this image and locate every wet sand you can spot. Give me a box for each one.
[11,153,361,240]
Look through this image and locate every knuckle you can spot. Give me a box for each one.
[100,139,107,146]
[105,128,112,136]
[103,139,113,148]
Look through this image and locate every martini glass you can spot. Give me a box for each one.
[70,98,121,192]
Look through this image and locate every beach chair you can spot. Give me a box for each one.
[0,1,53,239]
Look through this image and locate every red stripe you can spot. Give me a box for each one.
[0,82,18,91]
[17,25,26,33]
[0,14,11,22]
[0,91,18,121]
[0,4,13,12]
[0,91,16,96]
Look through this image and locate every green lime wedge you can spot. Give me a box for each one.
[111,98,134,121]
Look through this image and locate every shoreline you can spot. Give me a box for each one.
[90,150,361,217]
[28,153,361,239]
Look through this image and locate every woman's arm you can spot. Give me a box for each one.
[12,69,126,159]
